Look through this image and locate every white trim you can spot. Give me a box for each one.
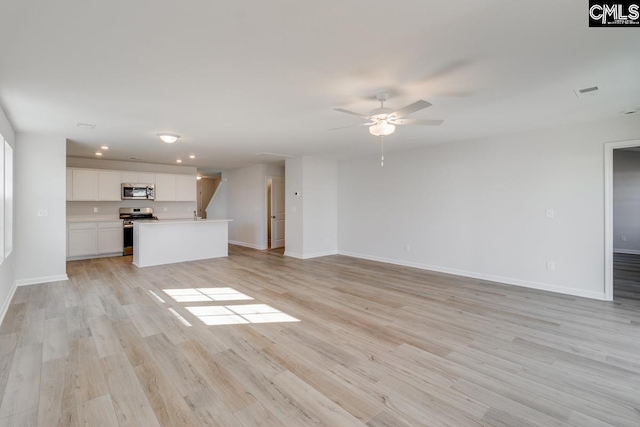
[338,250,606,301]
[604,138,640,302]
[0,281,17,327]
[66,253,122,261]
[284,250,337,260]
[15,274,69,287]
[284,251,303,259]
[613,248,640,255]
[229,240,267,250]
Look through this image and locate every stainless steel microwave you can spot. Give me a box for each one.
[121,183,155,200]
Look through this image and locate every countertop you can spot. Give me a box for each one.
[134,219,232,226]
[67,216,122,223]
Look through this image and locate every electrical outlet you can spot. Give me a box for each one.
[164,207,168,212]
[404,245,410,252]
[93,207,99,213]
[546,261,555,271]
[37,209,48,217]
[546,209,554,218]
[622,236,627,242]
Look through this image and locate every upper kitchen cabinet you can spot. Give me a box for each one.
[175,174,197,201]
[155,174,176,201]
[155,174,196,201]
[71,169,99,201]
[68,168,122,201]
[121,171,155,184]
[98,170,122,201]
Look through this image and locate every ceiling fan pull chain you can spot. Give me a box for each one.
[381,136,384,167]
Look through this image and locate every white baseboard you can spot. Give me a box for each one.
[229,240,267,250]
[66,253,122,261]
[284,251,303,259]
[338,250,606,301]
[613,249,640,255]
[285,250,337,260]
[15,274,70,287]
[0,281,17,328]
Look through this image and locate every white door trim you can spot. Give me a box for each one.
[604,138,640,301]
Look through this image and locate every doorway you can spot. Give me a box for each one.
[267,176,285,250]
[604,138,640,301]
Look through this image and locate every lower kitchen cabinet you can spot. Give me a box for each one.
[67,221,123,259]
[67,223,98,257]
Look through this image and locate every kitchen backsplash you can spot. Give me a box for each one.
[67,200,197,219]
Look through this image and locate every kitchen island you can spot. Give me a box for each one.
[133,219,232,267]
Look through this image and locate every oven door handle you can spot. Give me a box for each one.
[124,224,134,229]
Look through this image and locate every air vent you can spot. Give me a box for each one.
[129,157,143,160]
[76,122,96,129]
[574,86,600,98]
[255,152,293,158]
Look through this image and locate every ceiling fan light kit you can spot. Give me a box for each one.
[332,92,444,166]
[369,120,395,136]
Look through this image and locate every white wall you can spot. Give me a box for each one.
[0,105,16,321]
[15,135,67,285]
[67,157,197,175]
[338,115,640,300]
[208,171,228,219]
[285,156,338,259]
[285,157,304,256]
[226,163,284,249]
[613,149,640,253]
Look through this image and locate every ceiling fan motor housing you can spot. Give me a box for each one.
[369,107,394,120]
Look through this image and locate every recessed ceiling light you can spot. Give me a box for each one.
[77,122,96,129]
[189,155,196,159]
[176,159,182,163]
[101,146,109,150]
[157,133,180,143]
[95,152,103,156]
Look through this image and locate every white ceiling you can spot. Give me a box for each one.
[1,0,639,174]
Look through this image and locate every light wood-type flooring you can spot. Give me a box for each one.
[0,247,639,426]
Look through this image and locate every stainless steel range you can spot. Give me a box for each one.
[119,207,158,255]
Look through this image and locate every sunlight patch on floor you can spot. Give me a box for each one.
[163,287,253,303]
[186,304,299,326]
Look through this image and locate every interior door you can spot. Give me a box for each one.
[270,177,285,249]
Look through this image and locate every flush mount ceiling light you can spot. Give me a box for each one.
[157,133,180,143]
[189,155,196,159]
[100,146,109,150]
[95,152,103,156]
[196,176,202,180]
[176,159,182,163]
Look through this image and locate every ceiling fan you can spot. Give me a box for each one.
[332,92,443,136]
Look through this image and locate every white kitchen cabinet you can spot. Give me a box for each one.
[175,174,197,201]
[139,173,155,184]
[72,169,99,201]
[155,174,176,201]
[98,171,122,201]
[67,222,98,257]
[66,168,73,201]
[121,171,139,183]
[121,171,155,184]
[98,222,123,254]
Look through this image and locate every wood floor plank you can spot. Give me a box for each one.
[0,249,639,425]
[101,352,161,427]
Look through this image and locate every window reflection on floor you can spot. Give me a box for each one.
[163,287,253,302]
[186,304,299,326]
[158,287,300,326]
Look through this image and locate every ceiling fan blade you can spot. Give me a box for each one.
[389,100,432,119]
[333,108,370,119]
[328,122,374,131]
[392,118,443,126]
